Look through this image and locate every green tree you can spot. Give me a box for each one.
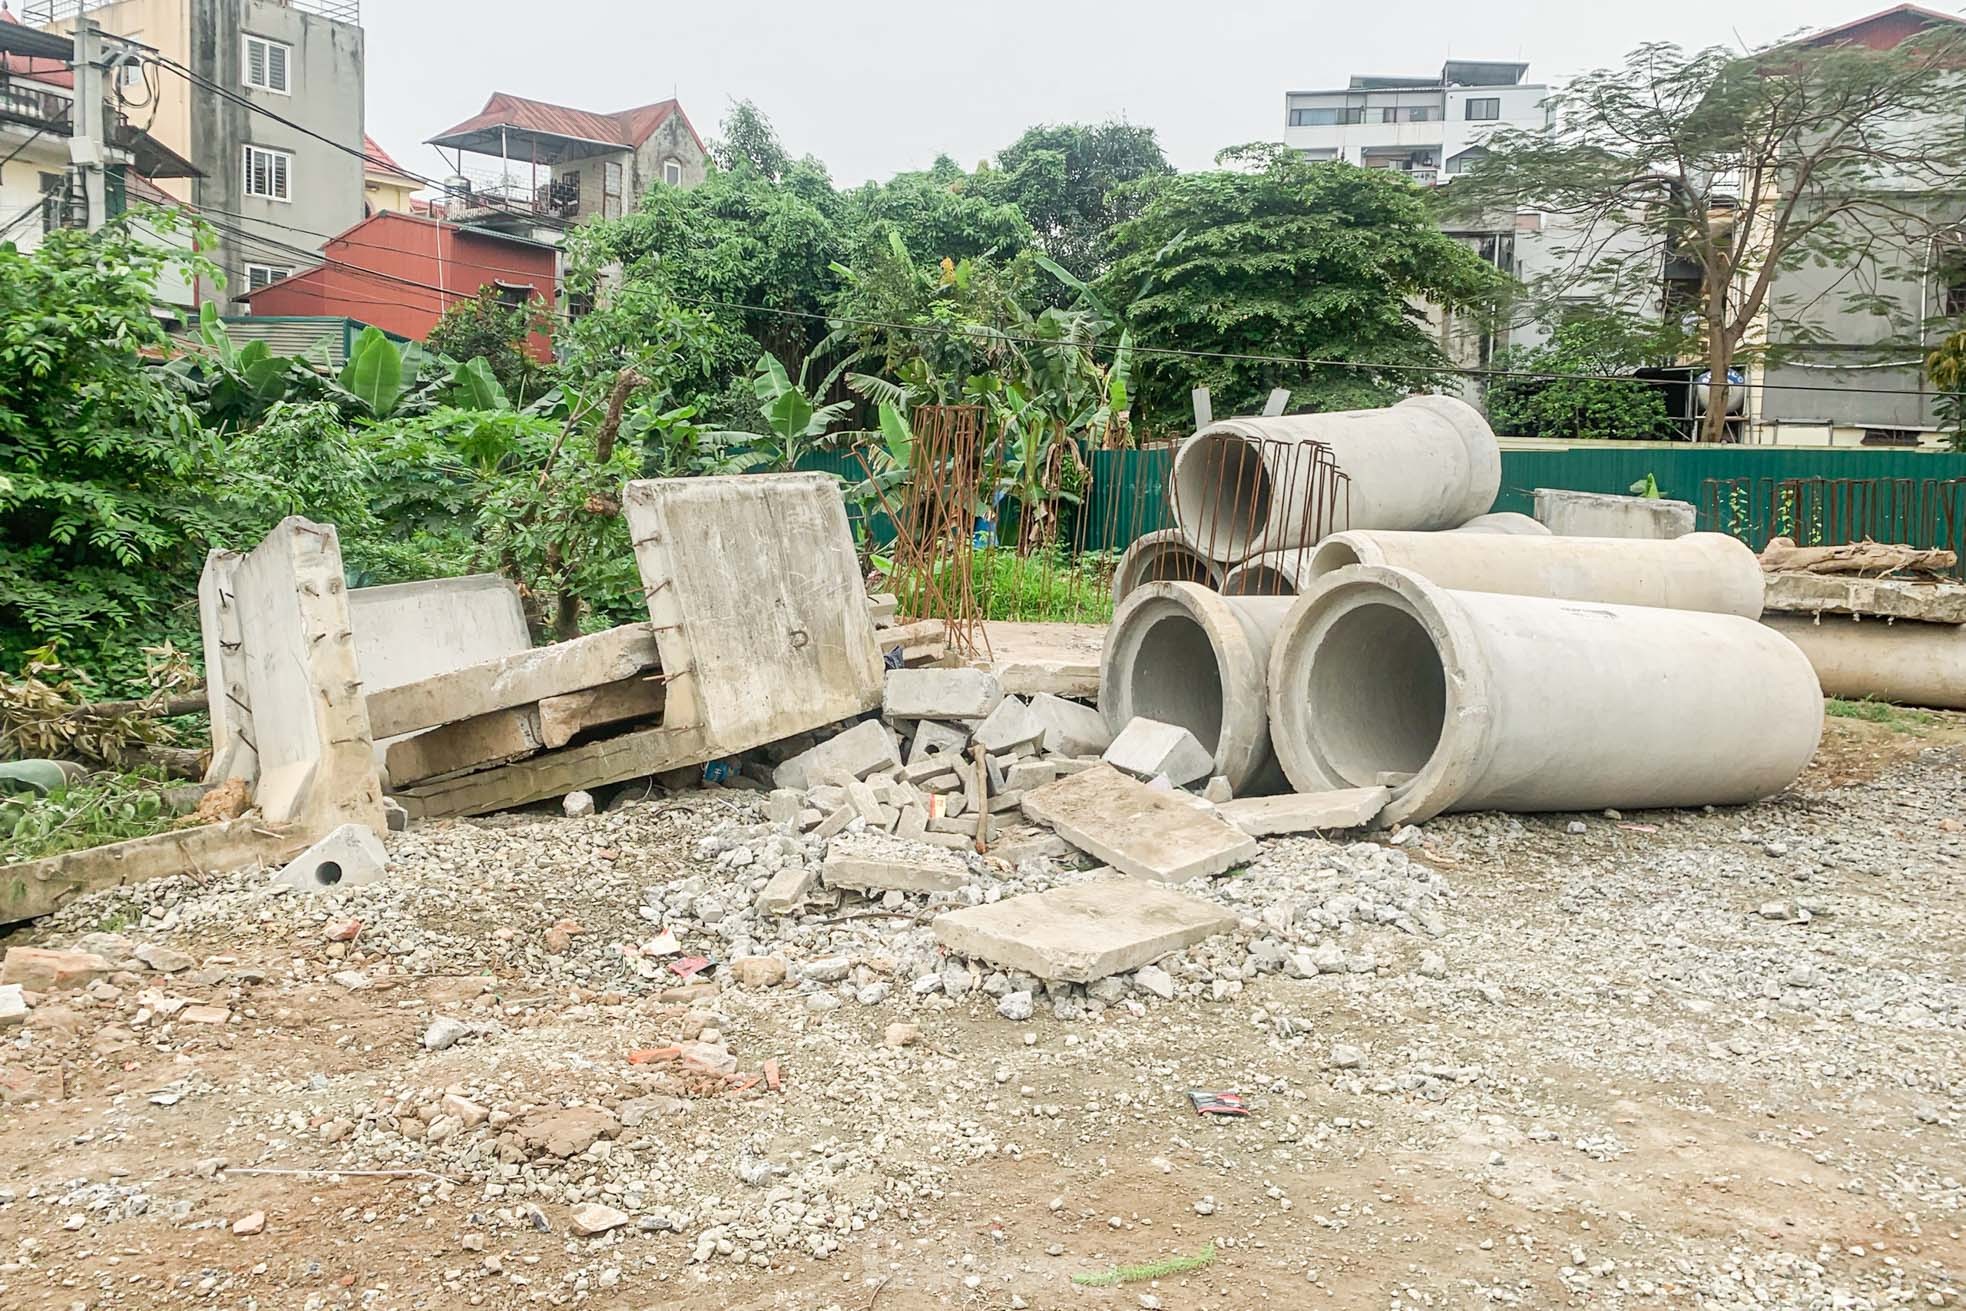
[1929,327,1966,453]
[1100,148,1506,424]
[1485,317,1673,439]
[990,121,1172,283]
[426,286,548,404]
[841,157,1033,271]
[1442,31,1966,442]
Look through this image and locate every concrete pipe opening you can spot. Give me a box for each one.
[1306,538,1365,575]
[1220,553,1305,598]
[1111,530,1221,607]
[1303,603,1446,786]
[1170,432,1270,564]
[1100,582,1294,795]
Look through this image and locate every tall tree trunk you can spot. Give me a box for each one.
[1700,337,1733,445]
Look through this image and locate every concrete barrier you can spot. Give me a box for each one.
[1303,530,1765,618]
[1169,396,1500,565]
[1267,564,1822,824]
[1533,488,1695,539]
[1765,614,1966,710]
[1100,582,1291,795]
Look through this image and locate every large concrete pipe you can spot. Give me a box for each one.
[1303,530,1766,618]
[1455,512,1550,536]
[1267,565,1823,825]
[1765,614,1966,710]
[1169,395,1501,565]
[1111,529,1224,606]
[1100,582,1292,794]
[1222,513,1564,597]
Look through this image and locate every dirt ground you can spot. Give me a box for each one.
[1,713,1962,1310]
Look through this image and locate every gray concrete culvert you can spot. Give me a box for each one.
[1099,582,1292,795]
[1108,529,1223,607]
[1302,530,1767,619]
[1267,564,1823,825]
[1168,395,1501,565]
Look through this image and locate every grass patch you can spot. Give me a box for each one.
[1,771,178,864]
[891,546,1118,625]
[1824,697,1935,731]
[1071,1244,1217,1288]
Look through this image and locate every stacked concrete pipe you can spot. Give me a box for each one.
[1100,581,1292,795]
[1170,395,1502,567]
[1454,512,1549,536]
[1110,529,1225,607]
[1302,530,1766,618]
[1765,614,1966,710]
[1266,565,1823,825]
[1222,511,1562,597]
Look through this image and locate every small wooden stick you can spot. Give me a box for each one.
[971,743,990,855]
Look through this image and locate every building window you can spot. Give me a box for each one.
[243,34,292,94]
[1465,97,1501,121]
[243,145,292,200]
[244,263,291,291]
[1942,257,1966,317]
[662,158,682,186]
[1405,106,1438,122]
[603,159,623,219]
[1290,107,1346,126]
[38,171,65,232]
[1380,107,1398,123]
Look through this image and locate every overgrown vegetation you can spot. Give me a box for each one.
[1485,317,1672,440]
[1071,1244,1217,1288]
[1,769,178,864]
[1824,697,1935,731]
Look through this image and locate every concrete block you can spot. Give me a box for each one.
[0,983,23,1026]
[1,947,112,992]
[973,696,1046,755]
[821,844,971,894]
[773,720,901,790]
[348,574,530,697]
[896,804,928,839]
[537,675,668,748]
[986,788,1026,813]
[198,517,384,836]
[812,805,855,840]
[884,668,1004,721]
[767,789,804,823]
[1201,776,1233,804]
[385,706,544,786]
[1021,764,1258,883]
[756,865,818,916]
[1003,759,1056,792]
[1217,787,1390,837]
[932,881,1236,983]
[365,624,660,741]
[1103,717,1215,788]
[1533,488,1695,540]
[1028,693,1114,757]
[273,823,387,892]
[626,473,884,748]
[992,829,1071,865]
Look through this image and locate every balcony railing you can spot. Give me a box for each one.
[0,74,74,132]
[25,0,359,23]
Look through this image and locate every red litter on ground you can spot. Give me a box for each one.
[669,955,711,981]
[1187,1090,1249,1116]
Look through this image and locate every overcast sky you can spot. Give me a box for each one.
[365,0,1944,189]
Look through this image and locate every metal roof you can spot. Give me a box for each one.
[427,91,701,163]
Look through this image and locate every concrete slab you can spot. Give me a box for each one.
[1028,693,1113,757]
[1104,717,1215,788]
[821,836,971,893]
[348,574,530,696]
[1,819,310,928]
[884,668,1003,721]
[1762,571,1966,625]
[385,705,545,787]
[392,721,714,819]
[365,624,659,740]
[198,518,384,836]
[756,865,818,916]
[538,675,668,748]
[1533,489,1694,540]
[773,720,900,790]
[1021,765,1258,883]
[932,879,1236,982]
[273,823,387,891]
[1217,787,1390,836]
[972,697,1046,755]
[626,473,883,750]
[968,622,1104,698]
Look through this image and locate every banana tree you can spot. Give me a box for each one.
[748,352,854,470]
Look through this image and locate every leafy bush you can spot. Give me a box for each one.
[1484,318,1672,440]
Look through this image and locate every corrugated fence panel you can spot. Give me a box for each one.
[1492,444,1966,518]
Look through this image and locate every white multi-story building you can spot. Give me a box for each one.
[1282,60,1552,185]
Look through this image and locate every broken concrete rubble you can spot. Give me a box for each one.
[773,720,899,790]
[1027,692,1113,757]
[274,824,388,891]
[932,880,1236,983]
[1217,787,1390,836]
[1020,765,1258,883]
[1103,717,1216,788]
[821,834,971,894]
[971,696,1046,755]
[882,668,1003,721]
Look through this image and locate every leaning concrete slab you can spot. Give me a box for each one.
[1762,572,1966,625]
[384,706,546,787]
[348,574,530,696]
[392,722,713,819]
[1218,787,1390,837]
[538,676,668,748]
[932,880,1235,983]
[1020,765,1258,882]
[199,517,384,837]
[365,623,660,740]
[626,473,883,751]
[1533,489,1694,540]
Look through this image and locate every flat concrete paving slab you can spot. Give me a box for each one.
[1763,571,1966,624]
[1217,786,1390,836]
[1020,764,1258,882]
[964,622,1104,698]
[932,879,1236,982]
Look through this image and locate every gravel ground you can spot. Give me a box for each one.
[0,714,1960,1309]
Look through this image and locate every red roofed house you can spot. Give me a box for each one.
[362,134,422,217]
[426,90,705,238]
[239,210,559,360]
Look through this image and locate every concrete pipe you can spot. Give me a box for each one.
[1169,395,1501,564]
[1303,530,1766,618]
[1111,529,1223,607]
[1765,614,1966,710]
[1454,512,1550,536]
[1100,581,1292,795]
[1267,565,1823,825]
[1221,552,1312,598]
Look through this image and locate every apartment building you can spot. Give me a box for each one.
[1282,60,1551,184]
[27,0,366,307]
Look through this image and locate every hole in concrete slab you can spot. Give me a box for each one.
[1174,433,1270,560]
[1128,611,1225,754]
[1222,563,1297,597]
[314,861,343,887]
[1306,602,1444,785]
